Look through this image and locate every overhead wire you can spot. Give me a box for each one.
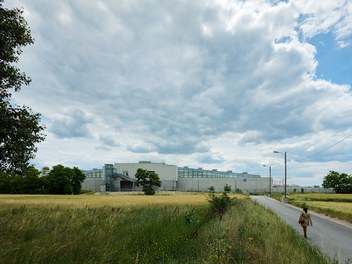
[299,132,352,161]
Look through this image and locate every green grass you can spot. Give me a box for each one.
[282,193,352,223]
[195,199,332,264]
[288,193,352,202]
[0,195,333,264]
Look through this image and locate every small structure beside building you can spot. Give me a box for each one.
[82,161,270,193]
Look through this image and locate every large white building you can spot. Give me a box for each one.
[82,161,271,193]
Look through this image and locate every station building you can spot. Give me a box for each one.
[82,161,270,193]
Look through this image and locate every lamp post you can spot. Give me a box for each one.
[262,165,272,196]
[273,151,287,199]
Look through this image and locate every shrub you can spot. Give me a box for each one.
[208,191,233,219]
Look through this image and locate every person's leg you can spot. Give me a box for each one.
[303,226,307,238]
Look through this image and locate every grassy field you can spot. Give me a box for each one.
[0,192,212,208]
[0,193,333,264]
[285,193,352,223]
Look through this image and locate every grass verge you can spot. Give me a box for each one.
[279,193,352,223]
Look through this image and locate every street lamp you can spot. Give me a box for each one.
[262,164,272,196]
[273,151,287,199]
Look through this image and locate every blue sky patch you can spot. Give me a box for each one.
[309,33,352,87]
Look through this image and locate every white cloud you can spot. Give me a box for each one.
[4,0,352,185]
[295,0,352,47]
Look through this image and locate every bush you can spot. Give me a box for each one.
[208,190,233,219]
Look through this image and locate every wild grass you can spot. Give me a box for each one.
[288,193,352,202]
[195,199,332,264]
[0,193,209,208]
[0,194,332,264]
[285,193,352,223]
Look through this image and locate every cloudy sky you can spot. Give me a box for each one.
[5,0,352,186]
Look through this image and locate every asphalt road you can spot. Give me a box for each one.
[251,196,352,264]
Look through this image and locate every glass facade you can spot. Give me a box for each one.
[103,164,115,191]
[84,169,103,178]
[178,167,260,178]
[84,165,260,180]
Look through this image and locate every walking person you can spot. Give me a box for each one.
[299,207,313,238]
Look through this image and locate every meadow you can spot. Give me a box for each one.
[0,193,333,264]
[285,193,352,223]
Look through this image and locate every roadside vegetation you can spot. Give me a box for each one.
[0,193,332,264]
[282,193,352,223]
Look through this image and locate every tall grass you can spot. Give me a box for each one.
[195,199,332,264]
[0,194,332,264]
[285,193,352,223]
[0,204,202,263]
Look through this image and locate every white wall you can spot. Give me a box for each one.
[82,178,104,191]
[177,177,271,193]
[114,162,178,181]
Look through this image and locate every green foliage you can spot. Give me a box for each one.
[0,166,47,194]
[0,104,45,173]
[223,184,231,193]
[322,171,352,194]
[47,165,85,194]
[208,185,215,193]
[208,188,233,219]
[0,0,34,97]
[0,1,45,173]
[71,167,86,194]
[235,188,243,194]
[135,168,161,195]
[0,165,85,194]
[184,209,203,239]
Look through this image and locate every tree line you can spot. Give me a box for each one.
[0,165,85,194]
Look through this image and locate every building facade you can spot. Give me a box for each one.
[82,161,270,193]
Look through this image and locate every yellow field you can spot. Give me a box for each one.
[289,193,352,201]
[303,201,352,214]
[0,193,246,208]
[287,193,352,222]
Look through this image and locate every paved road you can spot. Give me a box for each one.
[251,196,352,264]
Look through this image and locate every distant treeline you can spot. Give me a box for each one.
[0,165,85,194]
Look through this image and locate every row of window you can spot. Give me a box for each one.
[178,169,260,178]
[84,168,260,179]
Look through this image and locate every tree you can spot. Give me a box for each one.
[71,167,85,194]
[20,166,45,193]
[0,170,11,193]
[47,165,72,194]
[0,0,45,173]
[322,171,352,194]
[0,166,46,194]
[0,104,45,173]
[46,165,85,195]
[135,168,161,195]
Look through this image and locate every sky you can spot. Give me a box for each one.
[4,0,352,186]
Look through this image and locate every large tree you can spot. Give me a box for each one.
[0,0,45,173]
[47,165,86,195]
[322,171,352,194]
[135,168,161,195]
